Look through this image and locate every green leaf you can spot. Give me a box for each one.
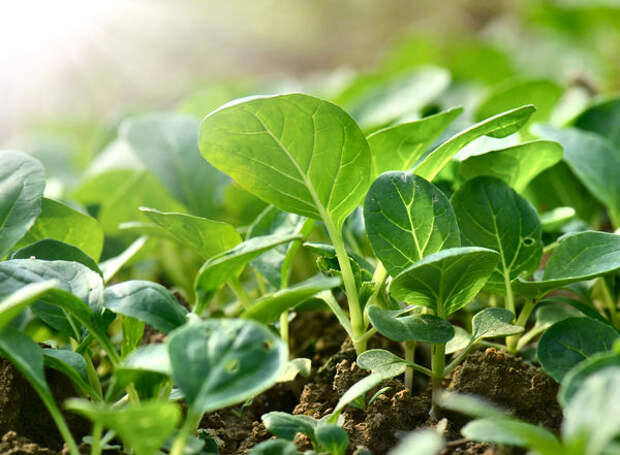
[388,430,443,455]
[98,171,186,234]
[559,351,620,406]
[445,326,471,354]
[533,125,620,226]
[514,231,620,298]
[413,105,535,181]
[0,150,46,258]
[437,391,508,419]
[194,233,300,304]
[573,96,620,148]
[99,236,148,284]
[475,79,563,128]
[249,439,298,455]
[451,177,542,293]
[104,280,188,334]
[459,140,563,192]
[537,317,618,382]
[247,206,308,288]
[139,207,241,259]
[462,418,561,455]
[16,198,104,261]
[366,107,462,177]
[0,280,57,332]
[12,239,102,276]
[113,343,172,393]
[199,94,371,227]
[262,411,317,442]
[562,368,620,455]
[121,113,228,217]
[66,399,181,455]
[278,357,312,383]
[364,172,460,277]
[315,423,349,455]
[168,319,287,415]
[367,304,455,343]
[43,348,99,399]
[390,247,499,315]
[471,308,523,340]
[242,275,341,324]
[540,207,576,233]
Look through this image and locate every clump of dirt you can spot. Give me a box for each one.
[447,348,562,431]
[0,359,90,452]
[0,431,56,455]
[289,311,347,365]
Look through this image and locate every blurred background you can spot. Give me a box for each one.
[2,0,619,140]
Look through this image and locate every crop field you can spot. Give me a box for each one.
[1,1,619,455]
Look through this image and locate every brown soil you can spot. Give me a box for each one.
[0,432,56,455]
[0,359,90,452]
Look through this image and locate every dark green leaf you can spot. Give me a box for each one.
[364,172,460,277]
[0,280,57,332]
[104,280,187,334]
[459,140,562,192]
[262,411,317,441]
[12,239,102,276]
[367,304,455,343]
[315,423,348,455]
[573,96,620,148]
[451,177,542,293]
[168,319,287,415]
[43,348,99,399]
[0,150,45,258]
[242,275,341,324]
[199,94,371,227]
[249,439,298,455]
[471,308,522,340]
[537,317,618,382]
[559,351,620,406]
[390,247,499,315]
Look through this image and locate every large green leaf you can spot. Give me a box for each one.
[98,171,186,234]
[459,140,563,192]
[562,368,620,455]
[140,207,241,258]
[413,105,535,181]
[367,304,455,343]
[475,79,563,128]
[242,275,341,324]
[16,198,104,261]
[573,96,620,148]
[167,319,287,415]
[104,280,188,334]
[390,247,499,315]
[199,94,371,227]
[364,172,460,277]
[559,351,620,406]
[121,113,228,217]
[194,233,300,304]
[537,317,618,382]
[533,125,620,226]
[0,150,45,258]
[451,177,542,293]
[43,348,99,399]
[366,107,462,177]
[0,280,57,332]
[66,399,181,455]
[12,239,102,276]
[514,231,620,297]
[470,308,522,340]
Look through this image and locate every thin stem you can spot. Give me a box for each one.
[364,262,388,326]
[39,393,80,455]
[507,298,536,354]
[404,341,416,391]
[599,277,618,328]
[279,311,289,346]
[228,276,252,310]
[543,241,559,255]
[170,410,202,455]
[90,422,103,455]
[430,342,446,418]
[503,270,515,315]
[444,340,475,376]
[324,219,366,354]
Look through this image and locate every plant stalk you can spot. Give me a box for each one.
[506,298,536,354]
[430,342,446,418]
[90,422,103,455]
[170,410,202,455]
[324,219,366,355]
[404,341,416,391]
[228,276,252,310]
[503,270,515,315]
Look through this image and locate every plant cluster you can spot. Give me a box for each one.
[1,46,620,455]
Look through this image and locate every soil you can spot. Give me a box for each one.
[0,312,563,455]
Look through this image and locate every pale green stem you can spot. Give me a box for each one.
[599,277,618,328]
[279,312,289,346]
[507,299,536,354]
[364,262,388,327]
[543,241,559,255]
[444,340,476,376]
[404,341,416,391]
[503,270,515,315]
[90,422,103,455]
[228,276,252,310]
[324,219,366,354]
[430,304,446,418]
[170,410,202,455]
[39,392,79,455]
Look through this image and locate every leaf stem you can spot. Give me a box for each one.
[170,410,202,455]
[324,219,366,355]
[279,312,289,346]
[40,393,80,455]
[507,298,536,354]
[430,342,446,418]
[90,422,103,455]
[228,276,252,310]
[599,277,618,328]
[503,270,515,315]
[404,341,416,391]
